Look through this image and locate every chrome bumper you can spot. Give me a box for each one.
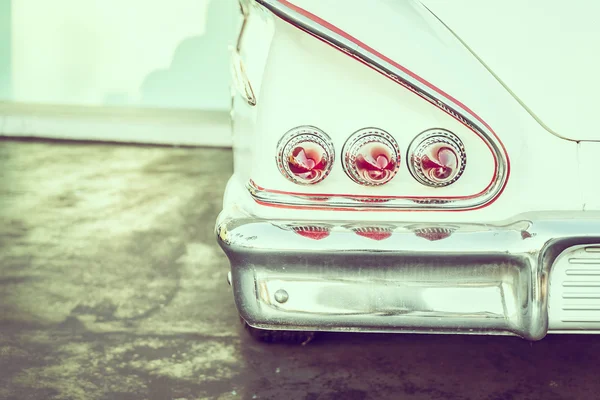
[216,208,600,340]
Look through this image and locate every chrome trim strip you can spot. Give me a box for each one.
[236,0,250,51]
[231,49,257,106]
[250,0,509,211]
[231,0,256,105]
[217,208,600,340]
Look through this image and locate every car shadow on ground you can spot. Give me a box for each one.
[238,329,599,400]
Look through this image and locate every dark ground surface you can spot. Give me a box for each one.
[1,139,600,400]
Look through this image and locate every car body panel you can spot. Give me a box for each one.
[219,0,600,340]
[579,141,600,210]
[421,0,600,141]
[231,0,583,222]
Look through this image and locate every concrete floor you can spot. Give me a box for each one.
[1,139,599,400]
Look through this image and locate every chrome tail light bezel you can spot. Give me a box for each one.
[342,128,401,186]
[408,129,467,188]
[276,126,335,185]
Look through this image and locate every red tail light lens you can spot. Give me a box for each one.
[342,128,401,186]
[408,129,466,187]
[276,126,335,185]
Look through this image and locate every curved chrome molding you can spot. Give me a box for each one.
[231,49,256,106]
[250,0,510,211]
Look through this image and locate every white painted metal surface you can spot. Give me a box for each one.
[253,19,496,198]
[549,246,600,331]
[219,0,600,339]
[228,0,584,223]
[579,142,600,211]
[421,0,600,141]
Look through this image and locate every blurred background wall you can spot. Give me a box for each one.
[0,0,239,146]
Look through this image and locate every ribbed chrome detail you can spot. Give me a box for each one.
[348,225,394,241]
[411,226,457,242]
[342,128,401,186]
[549,245,600,329]
[408,129,466,187]
[276,126,335,185]
[289,224,331,241]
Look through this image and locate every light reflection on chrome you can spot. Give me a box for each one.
[218,206,600,339]
[411,226,457,242]
[351,226,394,241]
[274,223,333,241]
[349,197,392,204]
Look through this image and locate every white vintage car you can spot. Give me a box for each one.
[217,0,600,342]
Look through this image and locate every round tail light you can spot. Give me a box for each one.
[342,128,401,186]
[276,126,335,185]
[408,129,466,187]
